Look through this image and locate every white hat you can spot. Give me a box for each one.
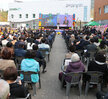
[71,53,80,62]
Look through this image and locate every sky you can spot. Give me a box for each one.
[0,0,81,10]
[0,0,37,10]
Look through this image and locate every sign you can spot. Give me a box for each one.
[9,8,21,11]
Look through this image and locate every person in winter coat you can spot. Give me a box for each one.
[88,52,108,83]
[65,53,85,82]
[59,53,85,86]
[21,50,40,83]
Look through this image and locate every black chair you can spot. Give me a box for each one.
[18,70,41,96]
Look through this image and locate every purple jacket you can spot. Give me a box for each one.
[65,61,85,82]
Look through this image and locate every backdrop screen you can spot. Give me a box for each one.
[41,14,57,26]
[57,15,72,27]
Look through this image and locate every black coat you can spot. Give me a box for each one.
[88,61,108,83]
[88,61,107,73]
[9,82,28,98]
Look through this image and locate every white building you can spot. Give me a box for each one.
[8,0,91,29]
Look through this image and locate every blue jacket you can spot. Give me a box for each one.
[21,58,40,83]
[15,48,27,57]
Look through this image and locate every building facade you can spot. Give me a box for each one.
[94,0,108,25]
[8,0,91,29]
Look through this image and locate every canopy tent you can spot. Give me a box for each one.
[85,21,101,26]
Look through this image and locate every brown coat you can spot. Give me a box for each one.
[0,59,16,70]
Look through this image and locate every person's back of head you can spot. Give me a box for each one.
[69,45,76,52]
[85,36,89,40]
[90,38,94,43]
[71,53,80,62]
[18,43,24,49]
[41,38,46,43]
[3,67,18,82]
[1,48,12,59]
[6,42,13,48]
[33,44,38,50]
[99,40,106,49]
[25,50,36,59]
[95,52,106,63]
[0,79,10,99]
[94,37,99,43]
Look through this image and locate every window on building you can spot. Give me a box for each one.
[104,5,108,13]
[33,14,35,18]
[26,14,28,18]
[99,8,101,15]
[11,14,14,18]
[19,14,22,18]
[83,6,87,21]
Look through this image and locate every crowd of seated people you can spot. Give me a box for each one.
[0,26,108,98]
[60,27,108,96]
[0,28,56,98]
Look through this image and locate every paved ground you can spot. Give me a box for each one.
[32,34,97,99]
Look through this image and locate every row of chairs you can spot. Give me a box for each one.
[61,71,103,97]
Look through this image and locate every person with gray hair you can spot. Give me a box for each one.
[0,79,10,99]
[59,53,85,86]
[65,53,85,82]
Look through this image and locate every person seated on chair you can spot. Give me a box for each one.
[0,79,10,99]
[86,38,97,52]
[0,48,16,70]
[33,44,47,73]
[3,67,29,98]
[65,53,85,82]
[21,50,40,83]
[88,52,108,84]
[14,42,27,57]
[65,45,76,59]
[1,42,14,59]
[84,38,97,58]
[38,38,50,50]
[97,40,108,54]
[14,37,27,50]
[59,53,85,86]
